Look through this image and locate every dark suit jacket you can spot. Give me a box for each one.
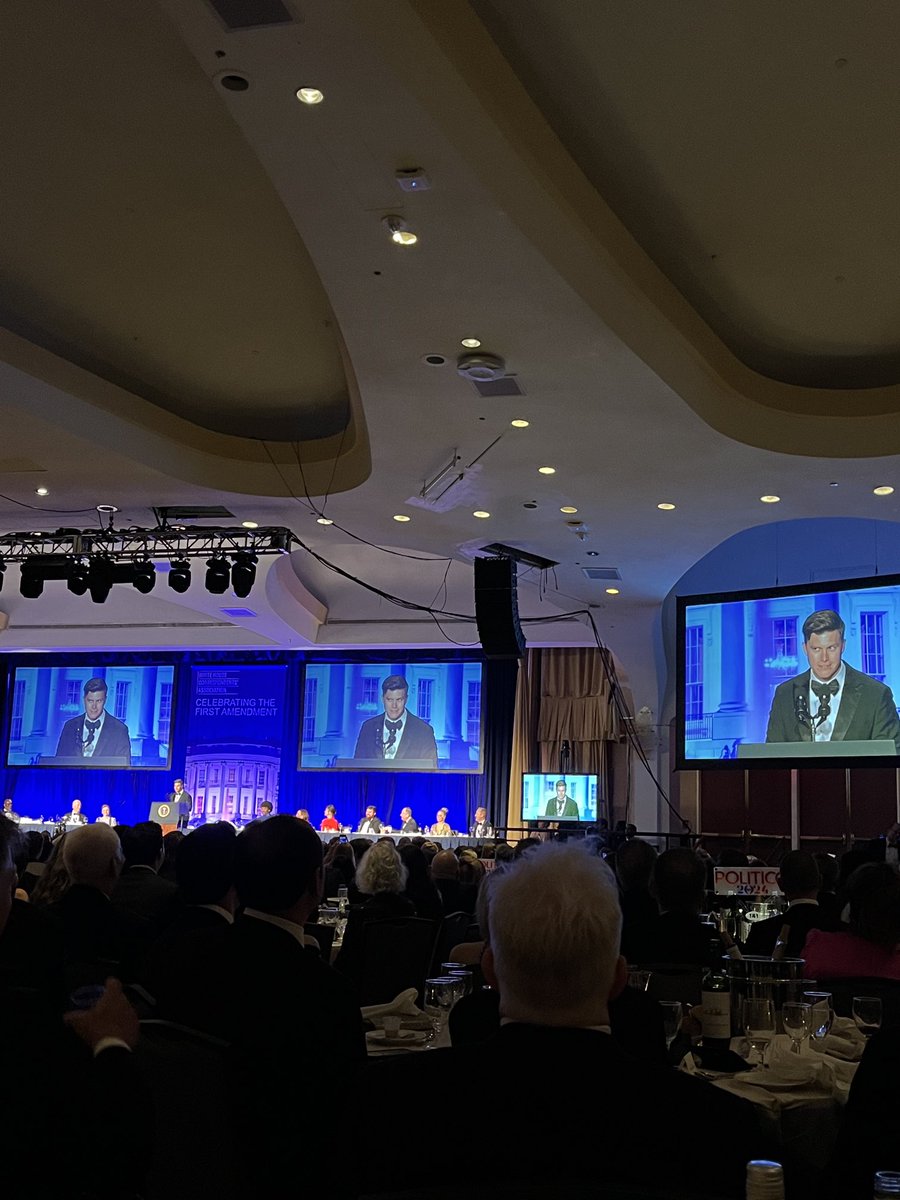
[357,1024,764,1198]
[544,794,579,817]
[353,710,438,767]
[357,816,383,833]
[744,900,838,959]
[400,817,419,833]
[112,865,182,933]
[766,663,900,752]
[54,711,132,763]
[45,883,154,990]
[166,789,193,826]
[469,820,494,837]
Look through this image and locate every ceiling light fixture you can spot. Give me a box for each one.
[393,514,411,522]
[874,485,894,496]
[231,553,257,599]
[87,557,115,605]
[168,560,191,594]
[605,587,620,595]
[35,487,49,497]
[473,510,490,519]
[382,215,418,246]
[760,495,781,504]
[510,419,529,428]
[316,517,334,526]
[241,520,259,529]
[295,87,324,105]
[560,506,578,514]
[538,466,556,475]
[205,556,231,595]
[461,337,482,349]
[657,502,676,511]
[131,559,156,595]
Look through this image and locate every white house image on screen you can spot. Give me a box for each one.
[184,745,280,822]
[684,587,900,759]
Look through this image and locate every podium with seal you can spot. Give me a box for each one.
[148,800,179,835]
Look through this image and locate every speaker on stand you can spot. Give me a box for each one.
[474,556,526,659]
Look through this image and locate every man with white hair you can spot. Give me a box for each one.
[359,842,762,1197]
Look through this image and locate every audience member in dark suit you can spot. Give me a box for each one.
[430,848,464,913]
[615,837,659,936]
[334,839,415,989]
[744,850,838,958]
[621,847,714,966]
[399,843,443,923]
[45,823,153,992]
[398,806,419,833]
[357,842,762,1198]
[112,821,182,933]
[815,850,844,927]
[140,821,238,1017]
[825,1029,900,1199]
[202,816,365,1194]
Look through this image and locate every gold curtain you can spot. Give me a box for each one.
[506,647,624,825]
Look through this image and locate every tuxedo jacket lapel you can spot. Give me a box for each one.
[832,668,863,742]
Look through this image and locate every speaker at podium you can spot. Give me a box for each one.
[148,800,180,835]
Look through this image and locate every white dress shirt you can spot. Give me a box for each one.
[382,710,407,760]
[809,663,846,741]
[81,710,107,758]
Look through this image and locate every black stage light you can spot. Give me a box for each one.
[205,556,230,595]
[20,567,44,599]
[87,557,114,604]
[132,559,156,594]
[168,559,191,593]
[67,559,89,596]
[231,552,257,598]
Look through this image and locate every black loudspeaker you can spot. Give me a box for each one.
[474,557,526,659]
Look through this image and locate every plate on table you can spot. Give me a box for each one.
[366,1028,430,1047]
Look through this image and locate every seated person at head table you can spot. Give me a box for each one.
[2,798,20,824]
[469,806,493,838]
[357,841,763,1200]
[544,779,580,819]
[95,804,117,827]
[254,800,274,821]
[320,805,340,832]
[295,809,310,822]
[353,674,438,768]
[766,609,900,752]
[429,807,452,837]
[54,676,132,763]
[398,806,419,834]
[357,805,383,835]
[63,798,88,825]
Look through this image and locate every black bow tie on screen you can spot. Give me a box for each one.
[382,718,402,752]
[811,679,839,703]
[83,719,101,748]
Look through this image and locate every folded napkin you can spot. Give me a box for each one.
[819,1017,866,1062]
[360,988,421,1021]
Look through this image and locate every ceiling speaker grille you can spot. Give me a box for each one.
[471,376,525,398]
[581,567,622,581]
[207,0,296,30]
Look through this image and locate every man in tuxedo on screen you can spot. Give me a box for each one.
[54,677,132,764]
[544,779,580,818]
[765,609,900,753]
[353,673,438,768]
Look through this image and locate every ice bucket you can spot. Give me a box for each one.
[725,955,805,1032]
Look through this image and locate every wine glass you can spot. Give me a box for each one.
[853,995,883,1040]
[423,977,456,1037]
[659,1000,683,1050]
[782,1002,813,1054]
[803,991,834,1047]
[743,997,776,1070]
[626,967,651,992]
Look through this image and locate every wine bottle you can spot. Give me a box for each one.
[701,952,732,1049]
[746,1160,784,1200]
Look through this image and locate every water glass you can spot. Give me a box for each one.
[782,1002,813,1054]
[423,977,456,1034]
[659,1000,683,1049]
[803,991,834,1045]
[874,1171,900,1198]
[743,997,775,1069]
[853,995,883,1039]
[626,966,651,992]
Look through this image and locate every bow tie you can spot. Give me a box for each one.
[811,679,839,702]
[83,719,101,748]
[385,719,402,733]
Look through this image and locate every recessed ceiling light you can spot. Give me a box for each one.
[241,520,259,529]
[393,514,411,522]
[874,485,894,496]
[34,486,49,497]
[538,466,556,475]
[657,502,676,511]
[760,495,781,504]
[586,550,599,556]
[296,87,324,105]
[316,517,334,525]
[461,337,482,349]
[383,216,418,246]
[560,506,578,514]
[605,587,620,595]
[472,510,490,519]
[510,419,529,428]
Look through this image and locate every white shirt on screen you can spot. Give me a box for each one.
[382,710,407,761]
[809,662,846,742]
[81,710,107,758]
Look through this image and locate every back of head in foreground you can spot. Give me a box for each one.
[484,841,624,1028]
[235,814,322,916]
[63,823,124,893]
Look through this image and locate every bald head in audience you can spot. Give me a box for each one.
[63,824,124,895]
[430,849,460,879]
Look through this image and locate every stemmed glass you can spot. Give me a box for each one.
[782,1002,813,1054]
[659,1001,683,1050]
[743,997,776,1070]
[852,995,883,1040]
[803,991,834,1048]
[423,977,457,1038]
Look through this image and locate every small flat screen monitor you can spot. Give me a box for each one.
[676,571,900,769]
[7,664,175,768]
[522,773,599,823]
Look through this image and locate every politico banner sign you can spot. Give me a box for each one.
[714,866,782,897]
